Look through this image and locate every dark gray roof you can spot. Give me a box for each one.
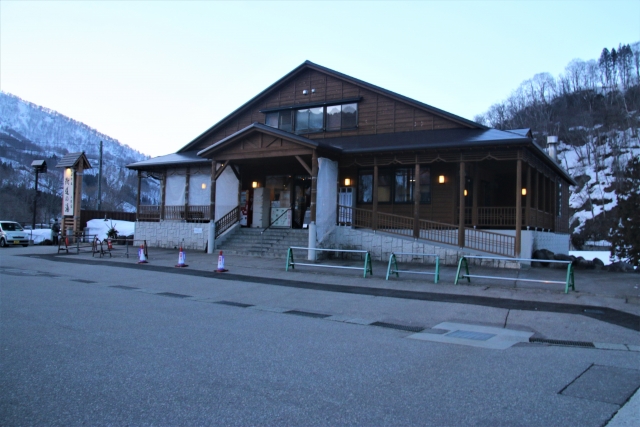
[328,128,574,184]
[197,122,340,157]
[329,128,528,153]
[55,152,92,169]
[126,151,210,170]
[179,60,486,153]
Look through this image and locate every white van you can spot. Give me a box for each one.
[0,221,29,247]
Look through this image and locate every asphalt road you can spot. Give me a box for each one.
[1,248,639,426]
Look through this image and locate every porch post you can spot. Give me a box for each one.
[310,150,318,223]
[372,163,379,230]
[160,171,166,221]
[73,163,83,234]
[208,159,217,254]
[184,167,190,221]
[525,164,531,227]
[413,163,421,238]
[472,163,479,226]
[515,159,522,257]
[136,170,141,221]
[458,161,465,248]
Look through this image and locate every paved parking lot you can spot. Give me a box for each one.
[1,245,639,426]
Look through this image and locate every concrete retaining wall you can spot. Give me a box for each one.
[319,226,520,268]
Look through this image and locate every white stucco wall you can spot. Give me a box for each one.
[316,157,338,243]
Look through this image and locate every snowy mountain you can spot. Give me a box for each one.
[0,91,159,215]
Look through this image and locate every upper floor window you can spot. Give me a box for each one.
[295,107,323,133]
[265,111,293,132]
[264,102,358,133]
[327,103,357,131]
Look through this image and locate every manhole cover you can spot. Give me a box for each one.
[446,330,496,341]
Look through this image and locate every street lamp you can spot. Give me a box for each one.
[31,160,47,229]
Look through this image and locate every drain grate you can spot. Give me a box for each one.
[214,301,254,308]
[72,279,97,284]
[370,322,424,333]
[109,285,139,290]
[446,330,496,341]
[156,292,191,299]
[529,337,595,348]
[284,310,331,319]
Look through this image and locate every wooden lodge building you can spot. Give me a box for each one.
[127,61,575,262]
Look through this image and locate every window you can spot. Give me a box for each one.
[326,103,358,131]
[265,111,293,132]
[394,168,413,203]
[295,107,323,133]
[264,102,358,133]
[358,167,431,204]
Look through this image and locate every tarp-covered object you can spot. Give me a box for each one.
[215,167,239,220]
[316,157,338,243]
[86,219,136,240]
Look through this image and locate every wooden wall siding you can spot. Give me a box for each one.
[189,68,470,153]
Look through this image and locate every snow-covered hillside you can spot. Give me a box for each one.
[558,127,640,236]
[0,91,159,211]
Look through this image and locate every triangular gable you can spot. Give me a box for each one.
[197,122,339,160]
[179,61,486,153]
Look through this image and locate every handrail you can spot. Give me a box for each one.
[215,206,240,239]
[261,207,291,235]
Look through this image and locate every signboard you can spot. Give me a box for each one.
[63,168,74,216]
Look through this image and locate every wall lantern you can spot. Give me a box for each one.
[464,189,468,196]
[201,183,207,190]
[344,178,351,186]
[521,188,527,196]
[438,175,445,184]
[252,181,259,188]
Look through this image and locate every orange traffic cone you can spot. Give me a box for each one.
[175,246,188,268]
[137,244,148,264]
[215,250,228,273]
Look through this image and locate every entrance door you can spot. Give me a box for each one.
[292,175,311,229]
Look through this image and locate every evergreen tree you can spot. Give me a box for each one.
[610,155,640,267]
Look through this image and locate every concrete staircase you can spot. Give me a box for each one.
[216,227,309,258]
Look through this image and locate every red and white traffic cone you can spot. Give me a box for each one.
[137,244,148,264]
[215,250,228,273]
[175,246,188,268]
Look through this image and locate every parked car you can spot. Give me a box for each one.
[0,221,30,247]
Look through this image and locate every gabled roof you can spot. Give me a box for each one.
[197,122,340,158]
[55,152,92,169]
[179,60,487,153]
[127,151,210,170]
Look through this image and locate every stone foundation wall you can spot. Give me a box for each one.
[135,221,209,250]
[319,227,520,268]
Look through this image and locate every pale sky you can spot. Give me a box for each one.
[1,1,639,158]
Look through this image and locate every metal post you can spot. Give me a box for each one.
[98,140,103,210]
[515,159,522,257]
[32,168,39,230]
[458,161,465,248]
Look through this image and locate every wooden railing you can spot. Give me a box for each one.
[462,207,556,230]
[162,205,210,222]
[215,206,239,239]
[139,205,161,221]
[338,205,515,257]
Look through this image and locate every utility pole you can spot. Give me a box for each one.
[98,140,103,210]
